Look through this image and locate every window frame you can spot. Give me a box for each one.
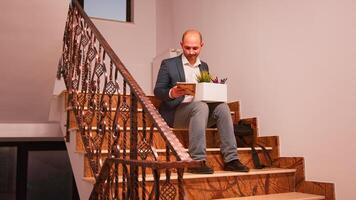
[77,0,133,23]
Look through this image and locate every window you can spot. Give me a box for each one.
[0,142,79,200]
[0,147,16,200]
[79,0,132,22]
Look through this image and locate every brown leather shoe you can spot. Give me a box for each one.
[224,159,249,172]
[187,161,214,174]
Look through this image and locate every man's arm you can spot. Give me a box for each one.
[154,60,172,101]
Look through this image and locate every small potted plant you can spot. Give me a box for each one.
[195,71,227,102]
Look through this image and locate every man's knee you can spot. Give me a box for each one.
[215,103,231,116]
[192,101,209,116]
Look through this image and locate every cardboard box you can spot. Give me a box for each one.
[194,82,227,102]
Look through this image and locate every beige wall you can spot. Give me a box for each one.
[0,0,68,122]
[156,0,356,199]
[155,0,174,55]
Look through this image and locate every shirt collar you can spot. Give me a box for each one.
[181,54,201,68]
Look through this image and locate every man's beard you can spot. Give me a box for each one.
[187,55,197,61]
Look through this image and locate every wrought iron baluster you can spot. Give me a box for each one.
[123,163,129,200]
[178,168,185,200]
[113,162,119,200]
[121,80,128,200]
[166,145,171,180]
[141,108,147,200]
[130,93,139,199]
[160,145,177,200]
[142,107,147,140]
[65,105,71,142]
[153,169,160,200]
[142,165,147,200]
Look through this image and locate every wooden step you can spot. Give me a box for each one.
[178,168,296,199]
[67,108,237,129]
[64,94,161,110]
[83,168,296,199]
[68,106,235,115]
[66,97,241,131]
[215,192,325,200]
[72,126,257,151]
[77,147,273,154]
[81,147,273,177]
[64,94,240,125]
[83,168,295,184]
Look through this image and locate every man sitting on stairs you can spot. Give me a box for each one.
[154,29,249,174]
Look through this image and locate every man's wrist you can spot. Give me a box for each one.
[169,88,174,99]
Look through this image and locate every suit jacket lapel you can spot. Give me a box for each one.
[198,64,204,72]
[176,55,185,82]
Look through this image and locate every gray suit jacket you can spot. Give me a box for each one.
[154,55,209,127]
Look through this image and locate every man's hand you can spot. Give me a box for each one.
[170,86,186,98]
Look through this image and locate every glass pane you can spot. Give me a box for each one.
[0,147,17,200]
[27,150,73,200]
[85,0,127,21]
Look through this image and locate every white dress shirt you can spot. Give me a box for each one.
[181,55,201,103]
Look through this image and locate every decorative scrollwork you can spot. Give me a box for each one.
[119,102,130,123]
[137,141,154,160]
[81,35,89,47]
[72,78,79,90]
[105,81,117,96]
[75,25,82,36]
[94,63,106,78]
[76,93,86,107]
[83,110,94,126]
[92,127,105,149]
[87,47,97,62]
[160,182,177,200]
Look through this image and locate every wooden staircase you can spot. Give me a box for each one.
[59,94,334,199]
[56,1,335,199]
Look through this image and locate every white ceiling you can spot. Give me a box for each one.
[0,0,68,122]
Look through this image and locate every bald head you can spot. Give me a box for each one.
[181,29,203,43]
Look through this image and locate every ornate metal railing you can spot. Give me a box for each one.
[57,1,201,199]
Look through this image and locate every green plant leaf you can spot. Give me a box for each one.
[196,71,212,83]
